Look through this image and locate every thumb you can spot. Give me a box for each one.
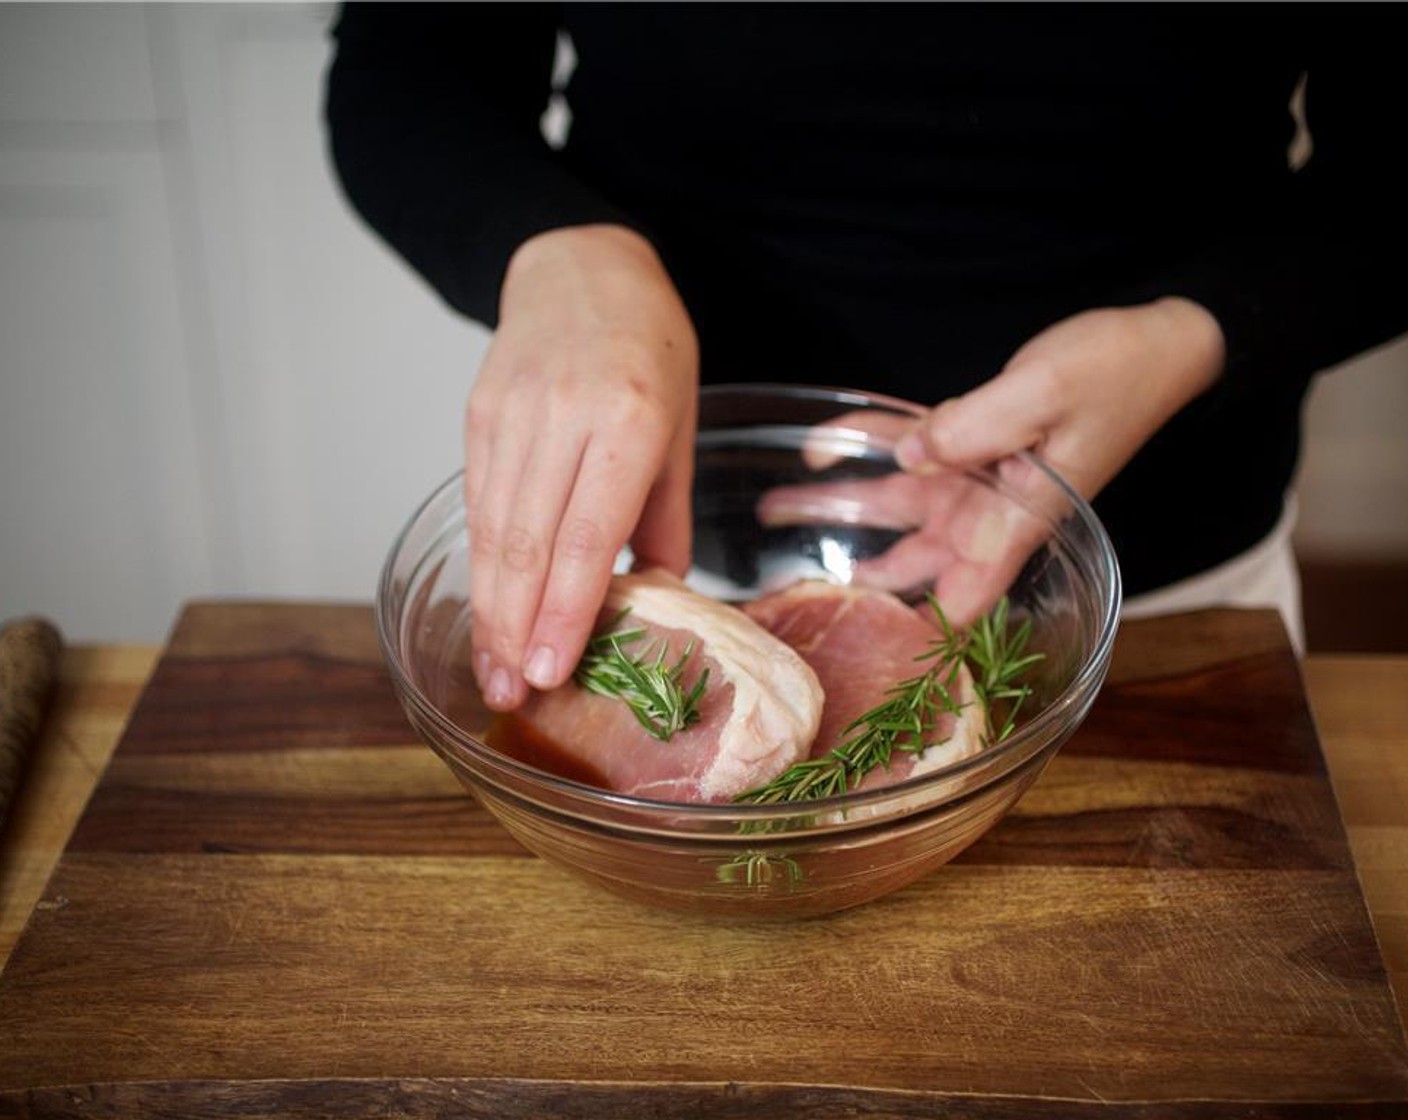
[895,360,1062,472]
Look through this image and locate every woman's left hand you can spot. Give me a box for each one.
[894,297,1225,501]
[758,298,1225,626]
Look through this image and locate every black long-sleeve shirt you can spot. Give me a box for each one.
[324,3,1406,595]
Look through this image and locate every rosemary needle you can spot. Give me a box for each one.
[573,610,710,742]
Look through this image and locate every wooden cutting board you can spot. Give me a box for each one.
[0,603,1405,1117]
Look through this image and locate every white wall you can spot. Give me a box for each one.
[0,3,1403,642]
[1296,339,1408,558]
[1,3,488,642]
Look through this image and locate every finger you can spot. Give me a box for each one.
[631,427,694,576]
[894,360,1063,473]
[462,381,503,691]
[927,459,1061,628]
[481,423,596,708]
[846,465,1039,612]
[467,410,541,712]
[837,458,1054,627]
[932,552,1031,632]
[756,471,939,532]
[466,405,514,699]
[798,408,915,471]
[850,529,959,595]
[468,364,590,711]
[521,433,670,691]
[996,451,1079,526]
[463,371,503,519]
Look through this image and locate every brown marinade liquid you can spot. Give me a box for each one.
[484,713,613,790]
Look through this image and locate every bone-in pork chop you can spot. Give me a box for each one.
[743,580,983,791]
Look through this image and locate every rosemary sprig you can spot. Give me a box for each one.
[965,596,1045,743]
[734,595,1043,805]
[714,850,805,888]
[573,610,710,742]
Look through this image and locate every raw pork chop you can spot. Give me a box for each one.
[511,569,823,803]
[743,581,984,792]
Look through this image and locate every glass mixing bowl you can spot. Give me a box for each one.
[376,384,1121,918]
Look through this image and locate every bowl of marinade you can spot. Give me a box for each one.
[377,384,1121,918]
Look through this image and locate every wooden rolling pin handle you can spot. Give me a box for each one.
[0,616,64,829]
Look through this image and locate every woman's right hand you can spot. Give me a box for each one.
[465,224,699,712]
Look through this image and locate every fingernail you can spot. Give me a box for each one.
[487,667,513,708]
[895,433,937,475]
[475,651,492,687]
[524,645,557,689]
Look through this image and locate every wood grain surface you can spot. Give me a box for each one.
[1303,655,1408,1028]
[0,603,1404,1118]
[0,645,159,960]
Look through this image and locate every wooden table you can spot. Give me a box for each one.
[0,603,1405,1116]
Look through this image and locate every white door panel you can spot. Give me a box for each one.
[0,150,216,641]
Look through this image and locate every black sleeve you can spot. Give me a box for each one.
[323,2,635,326]
[1150,9,1407,389]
